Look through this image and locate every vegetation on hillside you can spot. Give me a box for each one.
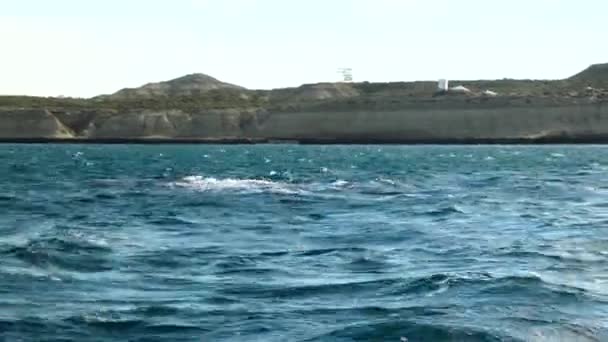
[1,64,606,112]
[0,89,269,111]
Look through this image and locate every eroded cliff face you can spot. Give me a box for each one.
[249,104,608,142]
[0,103,606,142]
[0,109,74,138]
[84,109,261,139]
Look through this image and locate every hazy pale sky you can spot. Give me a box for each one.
[1,0,606,97]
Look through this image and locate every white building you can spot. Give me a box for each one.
[450,85,472,93]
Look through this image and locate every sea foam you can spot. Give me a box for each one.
[171,176,301,195]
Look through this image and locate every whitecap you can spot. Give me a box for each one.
[171,176,301,195]
[376,177,396,185]
[331,180,349,188]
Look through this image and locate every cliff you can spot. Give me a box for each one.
[1,65,607,143]
[0,109,74,139]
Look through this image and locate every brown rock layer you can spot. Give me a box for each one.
[1,103,606,143]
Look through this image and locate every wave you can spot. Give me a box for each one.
[296,246,368,257]
[1,315,206,340]
[2,232,113,273]
[304,320,513,342]
[169,176,304,195]
[128,246,224,269]
[346,256,394,274]
[498,249,606,264]
[219,277,401,299]
[292,305,453,318]
[166,175,442,210]
[169,175,413,197]
[0,194,17,202]
[216,272,598,304]
[423,205,467,217]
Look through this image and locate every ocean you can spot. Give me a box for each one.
[1,144,607,341]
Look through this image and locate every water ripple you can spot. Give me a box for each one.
[1,144,607,341]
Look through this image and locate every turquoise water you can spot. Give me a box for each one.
[1,144,608,341]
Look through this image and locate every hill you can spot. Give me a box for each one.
[103,73,246,100]
[568,63,608,87]
[0,63,606,112]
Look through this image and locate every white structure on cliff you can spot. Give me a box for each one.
[450,85,472,93]
[437,79,449,92]
[338,68,353,82]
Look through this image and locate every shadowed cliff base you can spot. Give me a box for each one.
[1,63,607,144]
[3,135,608,144]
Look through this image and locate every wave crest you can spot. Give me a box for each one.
[171,176,302,195]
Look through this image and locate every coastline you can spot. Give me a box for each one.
[1,64,606,145]
[2,135,608,144]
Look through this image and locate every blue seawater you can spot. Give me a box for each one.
[1,144,608,341]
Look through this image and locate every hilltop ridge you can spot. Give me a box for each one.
[568,63,608,86]
[1,63,607,113]
[92,62,608,108]
[103,73,245,100]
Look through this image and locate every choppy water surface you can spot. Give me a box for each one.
[1,144,608,341]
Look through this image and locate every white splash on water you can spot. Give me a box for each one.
[170,174,411,197]
[376,177,396,185]
[171,176,302,195]
[330,180,349,188]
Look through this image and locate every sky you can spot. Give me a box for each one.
[1,0,606,97]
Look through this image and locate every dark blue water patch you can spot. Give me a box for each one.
[297,247,369,257]
[304,320,517,342]
[424,205,466,217]
[343,256,394,274]
[1,144,608,341]
[127,247,217,269]
[0,194,17,202]
[3,234,114,273]
[219,277,402,299]
[145,216,199,227]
